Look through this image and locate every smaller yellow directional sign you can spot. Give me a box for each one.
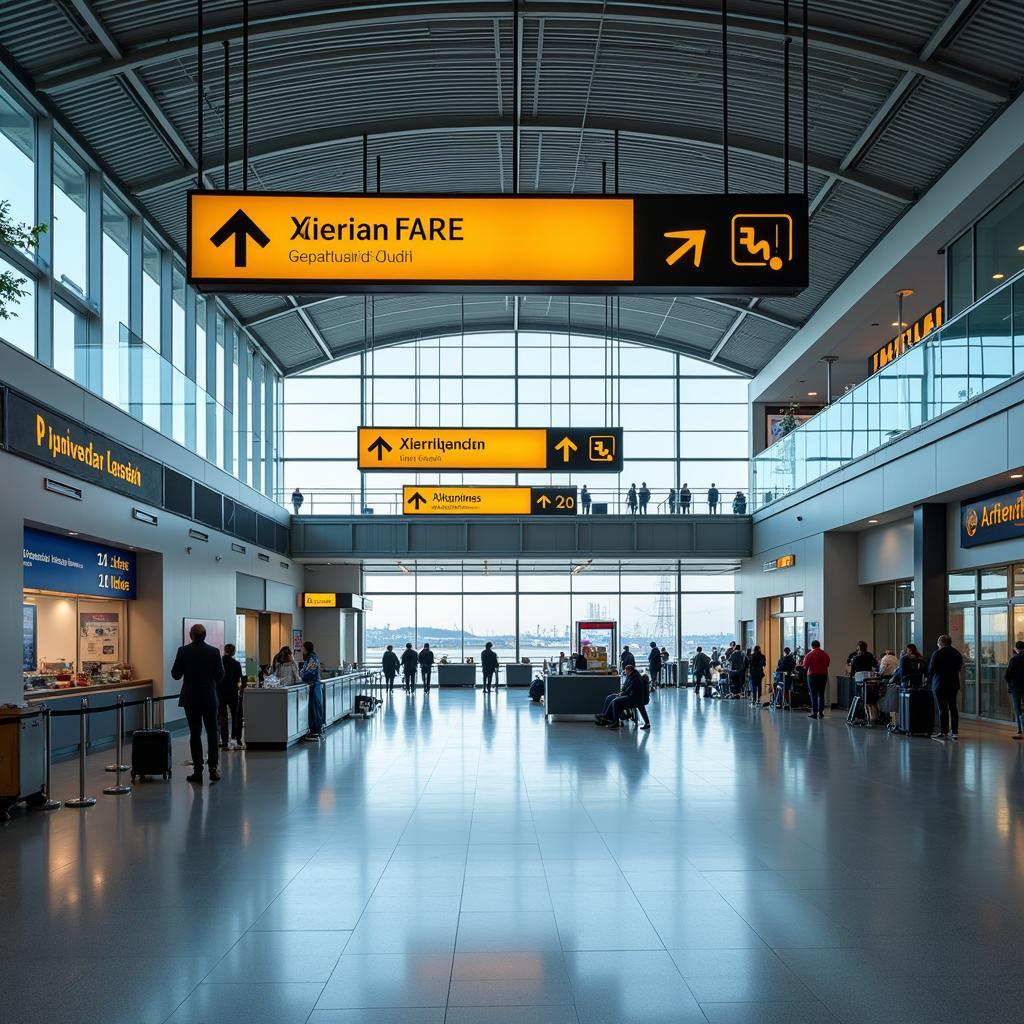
[359,427,623,472]
[403,486,577,516]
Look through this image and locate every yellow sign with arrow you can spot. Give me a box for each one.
[403,486,578,516]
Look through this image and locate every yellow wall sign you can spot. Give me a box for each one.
[359,427,623,472]
[403,485,577,516]
[762,554,796,571]
[870,303,943,374]
[188,191,808,295]
[303,593,337,608]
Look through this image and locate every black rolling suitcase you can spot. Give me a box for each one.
[131,729,173,780]
[897,688,934,736]
[789,683,810,709]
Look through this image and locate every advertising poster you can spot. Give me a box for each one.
[23,604,36,672]
[292,628,303,656]
[184,617,225,652]
[80,611,120,663]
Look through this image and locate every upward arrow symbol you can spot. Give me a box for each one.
[210,209,271,268]
[536,494,551,508]
[554,436,579,463]
[367,435,393,461]
[407,491,427,509]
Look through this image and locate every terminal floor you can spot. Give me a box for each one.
[4,689,1024,1024]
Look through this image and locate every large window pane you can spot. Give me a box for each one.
[53,146,89,297]
[0,255,35,354]
[975,182,1024,303]
[142,237,161,351]
[0,88,35,232]
[102,195,130,405]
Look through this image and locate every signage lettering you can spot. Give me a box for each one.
[189,191,808,296]
[870,303,944,374]
[359,427,623,472]
[23,527,137,599]
[303,593,338,608]
[402,485,577,517]
[763,554,796,572]
[961,488,1024,547]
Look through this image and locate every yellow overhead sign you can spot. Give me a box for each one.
[359,427,623,472]
[303,593,337,608]
[403,486,577,516]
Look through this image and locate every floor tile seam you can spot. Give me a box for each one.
[442,801,475,1024]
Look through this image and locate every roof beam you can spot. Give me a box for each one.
[34,0,1011,104]
[129,116,914,204]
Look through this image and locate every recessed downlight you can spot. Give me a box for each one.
[868,519,879,524]
[993,273,1005,280]
[1011,474,1023,480]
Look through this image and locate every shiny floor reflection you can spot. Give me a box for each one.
[3,689,1024,1024]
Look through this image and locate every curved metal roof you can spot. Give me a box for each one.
[1,0,1020,374]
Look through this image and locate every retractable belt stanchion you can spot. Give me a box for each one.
[103,698,132,795]
[41,708,62,811]
[66,698,97,808]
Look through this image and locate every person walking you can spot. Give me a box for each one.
[382,644,400,690]
[620,645,636,671]
[419,642,435,690]
[218,642,244,750]
[626,484,638,515]
[581,485,591,514]
[679,483,692,514]
[481,641,499,692]
[732,490,747,514]
[802,639,830,719]
[171,623,225,784]
[748,645,766,706]
[1005,640,1024,738]
[927,634,963,741]
[638,482,651,515]
[707,483,719,514]
[291,488,304,515]
[401,642,418,691]
[691,646,712,697]
[667,487,676,515]
[648,641,662,687]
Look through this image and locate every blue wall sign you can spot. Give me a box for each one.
[23,604,36,671]
[23,527,137,599]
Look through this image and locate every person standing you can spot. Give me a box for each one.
[419,642,435,690]
[728,643,746,698]
[648,641,662,686]
[291,488,304,514]
[401,642,418,691]
[626,484,638,515]
[482,641,499,692]
[748,644,766,706]
[667,487,676,515]
[620,645,636,671]
[847,640,877,675]
[691,646,711,696]
[707,483,719,514]
[382,644,400,690]
[1005,640,1024,738]
[299,642,324,740]
[638,482,651,515]
[679,483,692,514]
[927,634,963,741]
[802,639,830,719]
[732,490,746,514]
[581,485,591,514]
[218,642,244,750]
[877,649,899,677]
[171,623,225,784]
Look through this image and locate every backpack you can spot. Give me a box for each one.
[529,678,545,702]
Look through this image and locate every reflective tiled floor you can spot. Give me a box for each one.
[4,689,1024,1024]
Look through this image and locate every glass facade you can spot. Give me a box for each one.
[0,82,281,499]
[282,334,750,513]
[872,580,914,657]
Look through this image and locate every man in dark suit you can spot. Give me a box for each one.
[927,634,963,741]
[171,623,225,783]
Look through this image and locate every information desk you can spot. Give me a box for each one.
[505,664,534,687]
[244,672,366,748]
[28,681,153,758]
[437,664,476,687]
[545,672,621,721]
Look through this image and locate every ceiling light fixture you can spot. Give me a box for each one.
[807,391,818,397]
[891,321,907,328]
[1018,244,1024,252]
[396,560,411,574]
[1011,473,1023,480]
[993,272,1005,280]
[868,519,878,524]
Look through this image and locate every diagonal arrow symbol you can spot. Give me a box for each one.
[367,435,393,462]
[210,209,271,268]
[407,491,427,509]
[663,229,706,268]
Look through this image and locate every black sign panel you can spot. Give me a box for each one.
[961,487,1024,548]
[5,391,163,506]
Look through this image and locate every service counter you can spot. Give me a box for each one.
[504,664,534,687]
[545,672,621,721]
[243,672,368,748]
[437,664,476,688]
[27,680,154,758]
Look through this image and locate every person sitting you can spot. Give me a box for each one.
[593,664,650,729]
[877,650,899,677]
[732,491,747,514]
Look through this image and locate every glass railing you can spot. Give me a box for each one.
[753,273,1024,510]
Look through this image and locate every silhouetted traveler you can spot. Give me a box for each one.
[291,488,304,514]
[573,651,588,671]
[847,640,877,675]
[419,643,435,690]
[680,483,692,514]
[692,647,711,696]
[382,644,400,689]
[594,663,649,728]
[1006,640,1024,738]
[748,645,766,706]
[626,484,638,514]
[620,646,636,671]
[299,642,324,740]
[172,623,225,784]
[648,641,662,685]
[732,491,746,514]
[218,642,244,750]
[728,644,746,697]
[482,641,499,692]
[928,634,963,741]
[667,487,676,514]
[401,643,418,690]
[894,643,926,688]
[639,482,651,515]
[708,484,719,514]
[581,485,591,514]
[802,640,830,719]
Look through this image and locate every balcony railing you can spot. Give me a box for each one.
[753,272,1024,510]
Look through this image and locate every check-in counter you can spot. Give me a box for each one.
[27,681,153,758]
[244,672,368,748]
[505,663,534,687]
[437,663,476,687]
[544,672,620,720]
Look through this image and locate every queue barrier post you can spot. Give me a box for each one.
[66,698,97,808]
[102,698,132,796]
[41,708,62,811]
